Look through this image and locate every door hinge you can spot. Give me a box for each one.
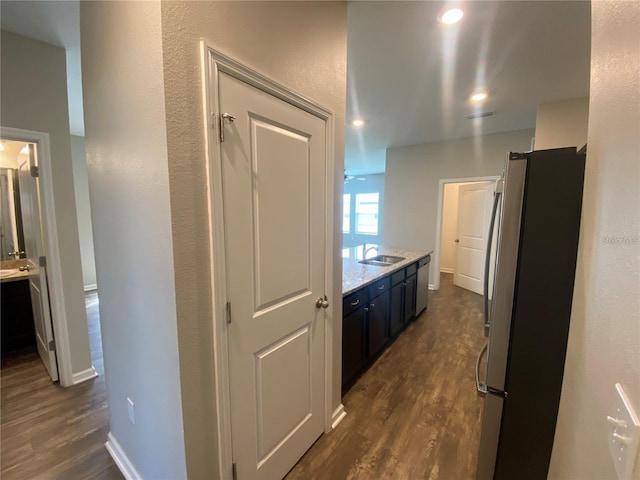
[232,462,237,480]
[39,255,47,267]
[48,339,56,351]
[30,166,39,177]
[219,113,236,143]
[226,301,232,324]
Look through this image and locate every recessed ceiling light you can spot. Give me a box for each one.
[471,92,488,102]
[352,119,365,127]
[440,8,464,25]
[20,145,29,155]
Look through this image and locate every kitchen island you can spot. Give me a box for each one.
[342,245,432,393]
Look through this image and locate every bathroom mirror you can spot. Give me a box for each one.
[0,140,27,261]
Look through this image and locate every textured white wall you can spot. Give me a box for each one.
[535,96,589,150]
[384,129,534,285]
[0,30,92,378]
[159,2,347,477]
[70,135,97,290]
[80,2,187,478]
[549,2,640,478]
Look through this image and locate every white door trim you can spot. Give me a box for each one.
[0,126,74,387]
[200,41,336,479]
[434,175,500,291]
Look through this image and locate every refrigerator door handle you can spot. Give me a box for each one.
[483,187,502,329]
[475,342,489,395]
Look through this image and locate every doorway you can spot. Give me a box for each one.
[433,176,500,292]
[203,46,336,480]
[0,127,95,387]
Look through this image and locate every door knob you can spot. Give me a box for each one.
[316,295,329,309]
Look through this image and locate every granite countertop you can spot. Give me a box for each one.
[342,245,433,296]
[1,259,31,283]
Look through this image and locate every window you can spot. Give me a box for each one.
[355,193,379,235]
[342,194,351,233]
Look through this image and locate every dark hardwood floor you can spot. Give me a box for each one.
[2,274,484,480]
[287,273,486,480]
[1,292,123,480]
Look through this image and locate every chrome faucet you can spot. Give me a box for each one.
[362,243,378,260]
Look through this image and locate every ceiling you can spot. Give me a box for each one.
[0,2,591,171]
[346,1,591,174]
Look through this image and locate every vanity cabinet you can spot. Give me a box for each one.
[342,262,419,393]
[1,279,35,355]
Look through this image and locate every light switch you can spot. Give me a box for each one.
[607,383,640,479]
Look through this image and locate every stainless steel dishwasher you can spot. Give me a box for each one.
[416,255,431,315]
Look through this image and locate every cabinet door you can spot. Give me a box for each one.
[390,282,404,338]
[368,290,390,358]
[342,306,367,388]
[404,274,417,323]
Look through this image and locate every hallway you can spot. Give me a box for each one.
[286,273,486,479]
[1,292,122,479]
[2,274,484,479]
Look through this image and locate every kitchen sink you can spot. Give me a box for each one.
[372,255,405,264]
[358,255,405,267]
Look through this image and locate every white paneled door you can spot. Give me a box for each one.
[18,145,58,381]
[220,72,326,479]
[454,181,495,295]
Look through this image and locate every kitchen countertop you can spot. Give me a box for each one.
[1,259,31,283]
[342,245,433,296]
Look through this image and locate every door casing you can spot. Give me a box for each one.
[0,126,77,386]
[201,42,337,479]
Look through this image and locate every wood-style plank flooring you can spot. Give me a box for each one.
[1,292,123,480]
[287,273,486,480]
[2,274,484,479]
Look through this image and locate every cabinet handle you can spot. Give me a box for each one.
[370,303,375,307]
[378,285,384,290]
[364,307,369,312]
[350,299,360,306]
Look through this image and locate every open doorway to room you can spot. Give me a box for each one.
[0,128,99,383]
[433,176,500,293]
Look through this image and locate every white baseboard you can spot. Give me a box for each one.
[72,365,98,384]
[331,404,347,429]
[84,283,98,292]
[106,432,142,480]
[440,268,454,274]
[428,283,436,291]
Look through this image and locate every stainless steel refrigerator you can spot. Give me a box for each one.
[475,147,585,480]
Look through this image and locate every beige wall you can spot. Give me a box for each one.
[440,183,459,273]
[70,135,97,290]
[535,96,589,150]
[549,2,640,478]
[384,128,534,285]
[80,2,187,478]
[0,30,92,379]
[159,2,347,477]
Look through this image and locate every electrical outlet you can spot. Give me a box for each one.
[607,384,639,479]
[127,397,135,426]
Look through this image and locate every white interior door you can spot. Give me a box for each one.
[454,181,495,294]
[220,72,326,479]
[18,145,59,381]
